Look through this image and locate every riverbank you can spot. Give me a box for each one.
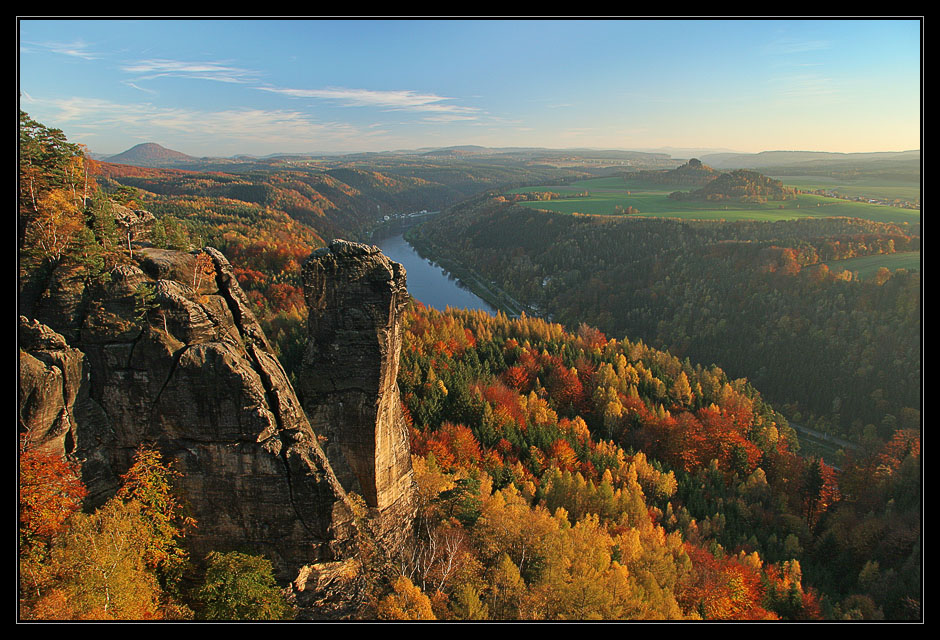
[366,210,441,242]
[403,225,531,319]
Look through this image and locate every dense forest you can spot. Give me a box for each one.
[394,304,920,619]
[18,112,921,620]
[410,199,920,447]
[668,169,798,203]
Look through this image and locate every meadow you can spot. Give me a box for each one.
[764,174,921,204]
[509,176,920,224]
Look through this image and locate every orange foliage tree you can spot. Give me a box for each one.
[679,543,777,620]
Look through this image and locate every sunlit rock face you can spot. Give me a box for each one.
[19,317,86,458]
[299,239,416,551]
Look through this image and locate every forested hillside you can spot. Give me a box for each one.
[411,198,920,447]
[394,304,920,619]
[668,169,798,203]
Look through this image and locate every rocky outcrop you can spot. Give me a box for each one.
[18,317,86,458]
[299,240,416,550]
[20,247,363,577]
[19,238,417,581]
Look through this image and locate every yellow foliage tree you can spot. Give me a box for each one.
[377,576,436,620]
[24,500,166,620]
[23,189,83,264]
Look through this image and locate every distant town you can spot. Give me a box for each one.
[807,188,919,210]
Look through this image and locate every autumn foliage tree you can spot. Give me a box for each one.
[679,544,777,620]
[27,500,172,620]
[19,441,88,609]
[18,444,87,547]
[115,445,197,589]
[19,445,196,620]
[377,576,437,620]
[19,112,92,269]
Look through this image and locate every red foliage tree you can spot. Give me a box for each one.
[19,445,87,546]
[680,543,776,620]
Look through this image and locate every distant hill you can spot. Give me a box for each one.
[105,143,197,167]
[637,146,739,158]
[669,169,797,203]
[419,145,490,157]
[621,158,721,186]
[410,146,676,164]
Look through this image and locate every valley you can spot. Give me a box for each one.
[18,16,922,622]
[18,114,921,621]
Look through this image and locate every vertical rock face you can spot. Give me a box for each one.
[299,240,416,548]
[19,238,417,581]
[18,317,87,458]
[21,247,358,577]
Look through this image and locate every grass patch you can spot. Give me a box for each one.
[508,177,920,224]
[768,175,921,203]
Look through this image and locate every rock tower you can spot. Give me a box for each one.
[299,239,416,549]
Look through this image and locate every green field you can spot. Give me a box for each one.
[823,251,921,279]
[509,177,921,224]
[766,175,921,204]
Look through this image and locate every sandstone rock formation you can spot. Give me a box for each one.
[87,249,359,571]
[299,240,416,550]
[18,317,86,458]
[19,236,417,582]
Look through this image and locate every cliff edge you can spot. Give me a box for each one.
[19,240,416,582]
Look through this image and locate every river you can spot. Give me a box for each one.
[376,233,497,315]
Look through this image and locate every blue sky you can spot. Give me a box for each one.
[19,19,922,157]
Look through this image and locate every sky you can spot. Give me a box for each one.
[18,18,922,158]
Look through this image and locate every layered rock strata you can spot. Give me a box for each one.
[299,240,416,549]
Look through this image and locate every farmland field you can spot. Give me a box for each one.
[823,251,921,279]
[508,177,920,224]
[766,174,921,204]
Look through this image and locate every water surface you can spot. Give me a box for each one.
[376,233,497,315]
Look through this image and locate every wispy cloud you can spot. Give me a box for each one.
[258,85,482,118]
[122,59,259,84]
[419,113,481,124]
[39,97,367,152]
[24,39,102,60]
[123,81,158,95]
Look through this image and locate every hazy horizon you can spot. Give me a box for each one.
[19,18,922,157]
[96,140,922,162]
